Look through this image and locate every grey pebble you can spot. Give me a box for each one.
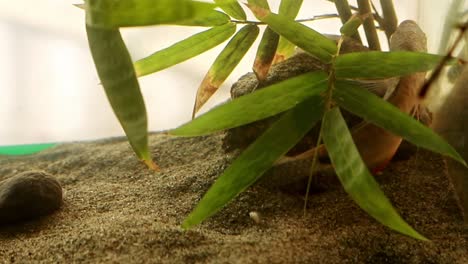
[0,171,62,225]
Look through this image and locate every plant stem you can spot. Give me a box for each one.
[370,1,385,28]
[295,14,340,23]
[438,0,465,54]
[303,129,323,215]
[304,37,343,214]
[333,0,362,42]
[325,0,359,11]
[379,0,398,39]
[230,14,339,25]
[357,0,381,50]
[333,0,352,23]
[420,22,468,98]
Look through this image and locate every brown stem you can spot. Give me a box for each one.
[419,22,467,98]
[357,0,381,50]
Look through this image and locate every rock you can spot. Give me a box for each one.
[433,65,468,222]
[0,171,62,225]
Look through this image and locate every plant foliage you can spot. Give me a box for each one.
[83,0,467,240]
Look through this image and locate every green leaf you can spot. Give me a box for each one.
[174,10,231,27]
[0,143,56,156]
[272,0,303,63]
[86,25,158,170]
[333,81,467,166]
[182,96,325,229]
[247,0,270,9]
[278,0,303,16]
[340,14,366,37]
[321,107,427,240]
[248,5,337,63]
[85,0,216,28]
[134,23,236,77]
[253,26,280,81]
[172,71,328,136]
[335,51,446,79]
[214,0,247,20]
[193,24,259,115]
[248,0,276,79]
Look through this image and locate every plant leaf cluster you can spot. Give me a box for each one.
[83,0,466,240]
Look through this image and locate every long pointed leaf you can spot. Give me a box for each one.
[248,5,337,63]
[193,24,259,115]
[134,23,236,77]
[334,81,467,166]
[248,0,277,81]
[85,0,216,28]
[273,0,303,63]
[214,0,246,20]
[172,72,327,136]
[335,51,446,79]
[322,107,427,240]
[86,25,158,170]
[175,10,230,27]
[247,0,270,9]
[278,0,303,17]
[182,97,325,228]
[253,26,280,81]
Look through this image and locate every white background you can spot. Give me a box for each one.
[0,0,461,145]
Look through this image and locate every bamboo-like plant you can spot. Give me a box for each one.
[82,0,467,240]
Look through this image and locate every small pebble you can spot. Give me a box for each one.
[249,211,261,224]
[0,171,62,225]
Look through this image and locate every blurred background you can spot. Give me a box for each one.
[0,0,461,145]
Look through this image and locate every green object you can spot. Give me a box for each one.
[0,143,56,156]
[193,24,260,114]
[274,0,304,62]
[86,24,156,169]
[85,0,216,28]
[340,15,364,37]
[175,10,230,27]
[248,5,337,63]
[321,107,427,240]
[335,51,446,79]
[278,0,303,16]
[214,0,247,20]
[253,26,280,81]
[247,0,270,9]
[182,96,325,229]
[134,23,236,77]
[171,71,327,136]
[334,81,467,167]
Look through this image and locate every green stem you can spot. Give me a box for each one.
[333,0,362,42]
[304,37,343,213]
[230,14,339,25]
[379,0,398,40]
[303,128,323,215]
[333,0,353,23]
[326,0,359,11]
[370,1,385,29]
[357,0,381,50]
[295,14,340,22]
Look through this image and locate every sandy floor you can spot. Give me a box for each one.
[0,133,466,263]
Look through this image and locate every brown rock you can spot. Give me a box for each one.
[433,65,468,222]
[0,171,62,225]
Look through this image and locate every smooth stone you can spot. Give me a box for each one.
[0,171,62,225]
